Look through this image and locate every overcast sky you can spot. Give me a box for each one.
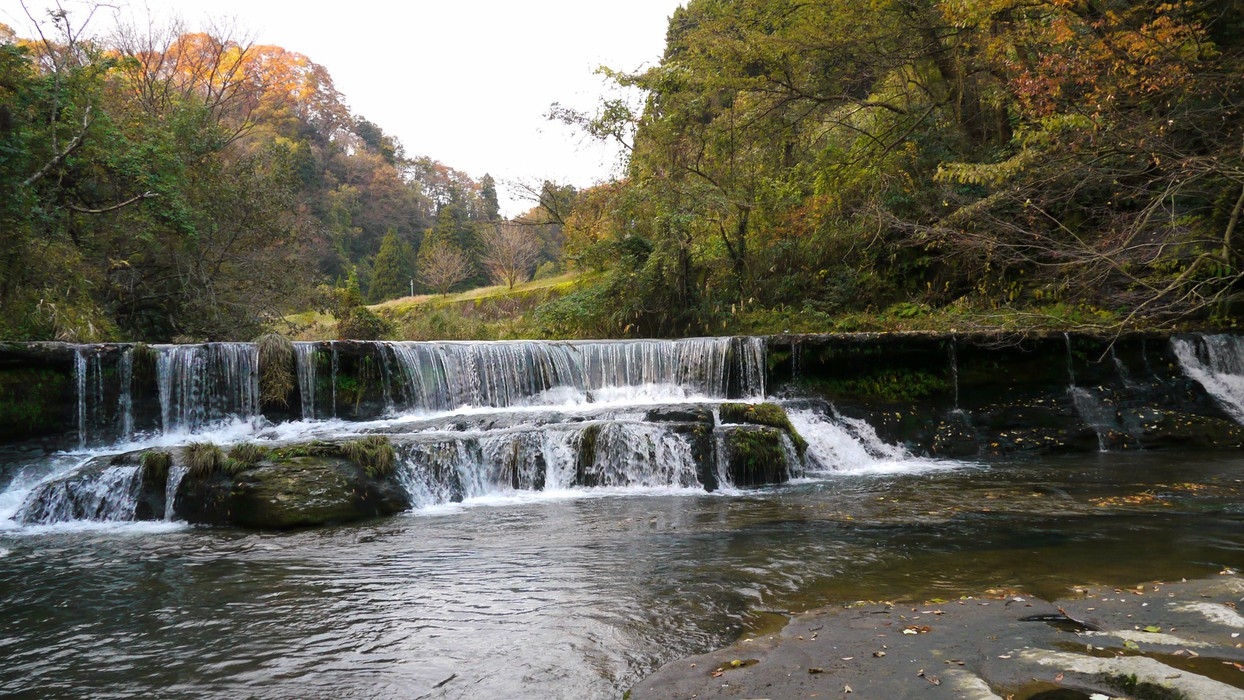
[4,0,684,214]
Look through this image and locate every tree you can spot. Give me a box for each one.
[417,242,472,295]
[479,173,500,221]
[480,223,541,289]
[367,228,415,302]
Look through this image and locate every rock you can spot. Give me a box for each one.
[173,439,410,529]
[645,405,715,425]
[17,450,168,524]
[719,402,808,456]
[720,425,794,487]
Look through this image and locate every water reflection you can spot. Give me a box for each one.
[1,451,1241,699]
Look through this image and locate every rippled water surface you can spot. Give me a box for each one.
[1,450,1242,699]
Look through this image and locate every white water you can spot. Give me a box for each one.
[3,337,945,530]
[1172,335,1244,422]
[788,408,952,475]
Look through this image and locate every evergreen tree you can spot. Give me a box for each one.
[480,174,501,222]
[367,229,415,302]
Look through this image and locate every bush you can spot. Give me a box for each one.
[337,306,393,340]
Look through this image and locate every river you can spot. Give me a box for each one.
[1,336,1242,698]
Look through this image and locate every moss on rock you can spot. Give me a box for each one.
[719,402,808,456]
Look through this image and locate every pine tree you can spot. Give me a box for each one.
[367,229,415,303]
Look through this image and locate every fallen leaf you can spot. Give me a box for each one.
[844,684,853,693]
[873,651,886,658]
[808,667,824,674]
[1143,625,1162,633]
[1055,672,1064,682]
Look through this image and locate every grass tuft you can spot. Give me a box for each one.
[341,435,397,478]
[184,442,225,478]
[256,332,295,407]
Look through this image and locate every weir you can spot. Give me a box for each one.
[4,332,1244,528]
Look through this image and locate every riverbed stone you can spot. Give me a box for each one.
[629,575,1244,700]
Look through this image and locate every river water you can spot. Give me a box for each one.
[1,447,1241,699]
[1,337,1243,698]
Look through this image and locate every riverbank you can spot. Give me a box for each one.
[631,574,1244,699]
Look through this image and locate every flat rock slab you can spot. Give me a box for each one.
[631,575,1244,699]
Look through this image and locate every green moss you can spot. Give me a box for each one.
[724,427,789,486]
[267,437,397,478]
[810,369,950,402]
[140,451,172,481]
[1101,673,1187,700]
[131,343,158,386]
[575,423,603,486]
[0,368,71,440]
[719,402,808,456]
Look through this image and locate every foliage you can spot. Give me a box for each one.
[417,241,474,296]
[227,442,268,468]
[184,442,225,478]
[367,228,416,303]
[0,12,492,342]
[341,435,397,478]
[547,0,1244,335]
[479,223,542,289]
[336,306,392,340]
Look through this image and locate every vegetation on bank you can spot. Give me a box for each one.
[4,1,1244,344]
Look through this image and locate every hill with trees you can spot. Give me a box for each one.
[546,0,1244,336]
[4,1,1243,342]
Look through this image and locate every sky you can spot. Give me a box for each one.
[4,0,685,215]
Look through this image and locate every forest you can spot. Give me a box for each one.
[3,0,1244,342]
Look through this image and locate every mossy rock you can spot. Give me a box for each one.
[721,425,792,488]
[173,437,409,529]
[719,402,807,456]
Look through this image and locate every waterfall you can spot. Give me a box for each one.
[395,420,706,507]
[117,347,135,441]
[1172,335,1244,422]
[74,348,87,450]
[1063,332,1076,386]
[156,343,260,433]
[73,347,111,449]
[330,345,339,418]
[948,338,960,409]
[376,337,763,414]
[787,408,919,474]
[164,465,187,521]
[17,460,143,525]
[294,343,318,420]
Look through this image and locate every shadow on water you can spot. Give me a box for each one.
[1,450,1242,699]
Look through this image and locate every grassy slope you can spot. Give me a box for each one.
[285,272,590,341]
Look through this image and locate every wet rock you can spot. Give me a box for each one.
[645,405,714,425]
[630,575,1244,700]
[174,440,410,529]
[17,450,167,524]
[720,425,793,487]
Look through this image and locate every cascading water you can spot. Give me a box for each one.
[1172,334,1244,423]
[156,343,260,433]
[294,343,318,420]
[8,335,925,527]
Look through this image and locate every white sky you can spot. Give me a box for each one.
[4,0,683,215]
